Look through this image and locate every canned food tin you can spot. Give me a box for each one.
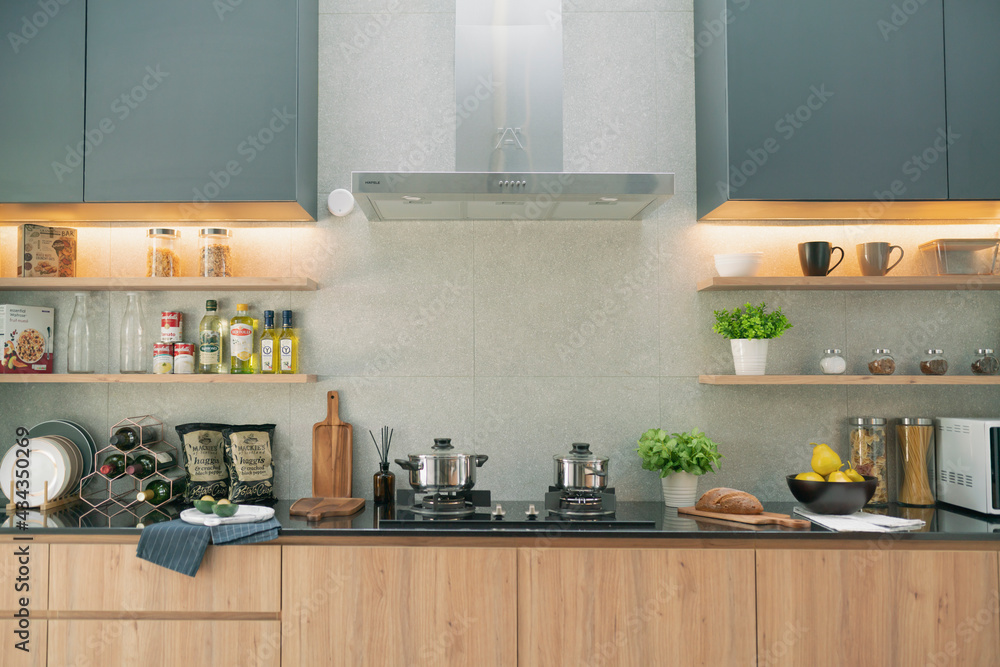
[161,311,183,342]
[173,342,195,374]
[153,342,173,374]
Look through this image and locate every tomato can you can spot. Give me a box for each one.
[173,342,195,374]
[153,342,173,374]
[160,311,183,342]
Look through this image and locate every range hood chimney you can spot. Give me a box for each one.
[352,0,674,222]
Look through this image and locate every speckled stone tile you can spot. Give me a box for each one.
[320,0,454,14]
[0,384,110,459]
[655,11,697,191]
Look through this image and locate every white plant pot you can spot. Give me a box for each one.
[661,471,699,507]
[731,338,769,375]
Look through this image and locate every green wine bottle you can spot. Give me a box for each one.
[136,471,188,504]
[98,454,126,478]
[125,444,178,477]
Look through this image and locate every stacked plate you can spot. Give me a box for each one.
[0,420,96,508]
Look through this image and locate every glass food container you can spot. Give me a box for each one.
[868,349,895,375]
[896,418,935,507]
[920,349,948,375]
[820,349,846,375]
[198,228,233,277]
[971,349,999,375]
[146,228,179,277]
[849,417,887,506]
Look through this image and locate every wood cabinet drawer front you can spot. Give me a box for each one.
[0,619,45,667]
[0,543,47,612]
[282,546,517,667]
[48,620,279,667]
[48,544,279,612]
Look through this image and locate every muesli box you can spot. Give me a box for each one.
[0,304,54,374]
[17,224,77,277]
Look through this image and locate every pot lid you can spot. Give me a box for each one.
[407,437,477,458]
[553,442,607,463]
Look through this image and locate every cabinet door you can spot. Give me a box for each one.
[0,0,85,202]
[0,620,45,667]
[519,548,756,666]
[282,546,517,667]
[944,0,1000,199]
[727,0,947,201]
[84,0,298,203]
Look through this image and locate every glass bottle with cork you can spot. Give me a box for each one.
[230,303,255,374]
[136,470,188,504]
[279,310,298,374]
[109,425,157,451]
[125,444,178,477]
[198,299,226,374]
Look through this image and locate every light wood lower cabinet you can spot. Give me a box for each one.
[0,619,45,667]
[0,543,47,613]
[518,547,757,666]
[757,549,1000,666]
[47,620,280,666]
[282,546,517,667]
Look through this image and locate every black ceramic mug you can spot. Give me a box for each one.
[798,241,844,276]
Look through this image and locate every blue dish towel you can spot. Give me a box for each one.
[136,517,281,577]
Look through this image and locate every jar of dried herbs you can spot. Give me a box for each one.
[198,228,233,277]
[972,349,1000,375]
[146,228,179,277]
[849,417,888,506]
[920,349,948,375]
[868,349,895,375]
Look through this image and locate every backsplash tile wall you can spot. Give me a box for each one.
[2,0,999,502]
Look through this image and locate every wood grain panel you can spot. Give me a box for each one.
[0,543,46,612]
[47,620,279,666]
[0,619,45,667]
[518,548,755,667]
[697,275,1000,292]
[892,551,1000,665]
[0,276,318,292]
[0,373,316,384]
[49,544,279,612]
[282,546,516,667]
[700,374,1000,385]
[756,549,891,666]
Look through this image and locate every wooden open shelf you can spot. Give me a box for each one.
[0,373,316,384]
[0,277,318,292]
[699,374,1000,385]
[697,276,1000,292]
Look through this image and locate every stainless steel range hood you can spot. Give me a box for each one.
[352,0,673,222]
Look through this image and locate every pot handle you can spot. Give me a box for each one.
[475,454,489,467]
[587,468,607,478]
[394,459,421,472]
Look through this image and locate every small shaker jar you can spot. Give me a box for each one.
[849,417,888,506]
[146,228,179,277]
[972,349,999,375]
[920,349,948,375]
[820,349,846,375]
[868,349,895,375]
[199,228,233,277]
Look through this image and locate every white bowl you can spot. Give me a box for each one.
[714,252,763,277]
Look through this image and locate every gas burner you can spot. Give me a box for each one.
[545,489,617,518]
[397,489,492,519]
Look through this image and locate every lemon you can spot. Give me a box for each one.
[200,495,215,502]
[216,498,231,505]
[810,443,843,476]
[795,472,825,482]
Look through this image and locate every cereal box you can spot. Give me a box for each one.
[17,224,77,277]
[0,304,54,374]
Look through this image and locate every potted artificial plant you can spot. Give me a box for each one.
[637,428,722,507]
[712,302,792,375]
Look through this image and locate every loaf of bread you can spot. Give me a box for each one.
[695,488,763,515]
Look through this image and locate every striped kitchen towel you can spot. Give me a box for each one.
[136,517,281,576]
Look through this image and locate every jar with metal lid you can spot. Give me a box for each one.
[820,349,846,375]
[868,349,895,375]
[920,349,948,375]
[146,228,179,277]
[971,349,999,375]
[896,418,935,506]
[198,228,233,277]
[849,417,887,506]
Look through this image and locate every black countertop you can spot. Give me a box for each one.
[3,499,1000,541]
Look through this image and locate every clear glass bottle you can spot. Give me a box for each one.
[146,228,179,277]
[259,310,277,374]
[920,349,948,375]
[849,417,888,506]
[867,349,895,375]
[120,292,146,373]
[198,299,226,374]
[67,292,93,373]
[229,303,255,374]
[820,348,846,375]
[278,310,298,374]
[198,228,233,277]
[972,349,1000,375]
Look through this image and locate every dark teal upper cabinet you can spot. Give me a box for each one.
[943,0,1000,200]
[0,0,86,203]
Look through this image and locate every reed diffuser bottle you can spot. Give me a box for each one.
[371,426,395,504]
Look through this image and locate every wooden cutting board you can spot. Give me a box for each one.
[289,497,365,521]
[678,506,811,529]
[312,390,352,497]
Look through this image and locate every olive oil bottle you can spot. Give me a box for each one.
[259,310,278,374]
[278,310,299,374]
[198,299,226,373]
[230,303,255,374]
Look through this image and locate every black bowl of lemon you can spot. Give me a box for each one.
[787,443,878,514]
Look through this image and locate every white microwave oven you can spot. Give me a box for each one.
[937,418,1000,515]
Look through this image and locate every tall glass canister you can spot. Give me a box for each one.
[896,418,936,506]
[849,417,888,506]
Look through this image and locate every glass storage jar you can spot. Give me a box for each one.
[198,228,233,277]
[146,228,179,277]
[820,349,846,375]
[971,349,999,375]
[920,349,948,375]
[896,417,935,506]
[849,417,887,506]
[868,349,895,375]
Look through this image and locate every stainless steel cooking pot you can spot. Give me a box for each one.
[553,443,609,492]
[395,438,488,494]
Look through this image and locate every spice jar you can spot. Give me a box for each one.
[146,228,179,277]
[198,228,233,277]
[820,349,846,375]
[971,349,999,375]
[849,417,888,506]
[920,349,948,375]
[896,418,935,507]
[868,349,895,375]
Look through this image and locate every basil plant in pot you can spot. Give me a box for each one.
[712,302,792,375]
[637,428,722,507]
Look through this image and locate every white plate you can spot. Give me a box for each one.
[0,438,70,507]
[180,505,275,527]
[44,435,82,496]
